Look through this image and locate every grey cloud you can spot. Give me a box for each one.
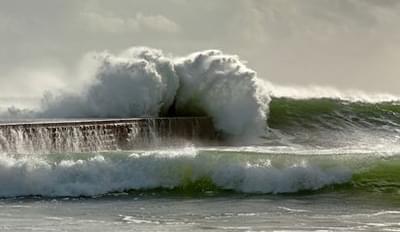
[0,0,400,101]
[80,11,180,34]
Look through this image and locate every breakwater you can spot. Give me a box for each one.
[0,118,217,154]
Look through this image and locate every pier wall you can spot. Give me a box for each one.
[0,118,217,154]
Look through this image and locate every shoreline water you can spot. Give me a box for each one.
[1,188,399,231]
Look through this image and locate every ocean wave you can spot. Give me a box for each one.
[0,148,356,197]
[1,146,399,197]
[263,96,400,147]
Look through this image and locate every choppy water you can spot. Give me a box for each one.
[1,192,399,232]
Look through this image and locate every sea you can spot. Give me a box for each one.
[0,48,400,231]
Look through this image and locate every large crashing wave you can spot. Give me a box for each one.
[39,47,270,138]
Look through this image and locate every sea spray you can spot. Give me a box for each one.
[36,47,270,139]
[40,48,179,118]
[174,50,270,138]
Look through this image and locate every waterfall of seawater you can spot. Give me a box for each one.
[0,118,216,154]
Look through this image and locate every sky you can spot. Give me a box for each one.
[0,0,400,101]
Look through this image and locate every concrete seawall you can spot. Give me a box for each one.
[0,117,217,154]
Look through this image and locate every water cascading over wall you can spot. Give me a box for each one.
[0,118,216,154]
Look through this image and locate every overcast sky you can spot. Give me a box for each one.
[1,0,400,99]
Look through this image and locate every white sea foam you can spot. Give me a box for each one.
[0,148,351,197]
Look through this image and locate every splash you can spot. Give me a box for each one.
[174,50,269,138]
[36,47,270,139]
[40,48,179,118]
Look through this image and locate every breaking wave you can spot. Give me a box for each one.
[0,147,399,197]
[0,148,345,197]
[36,47,270,139]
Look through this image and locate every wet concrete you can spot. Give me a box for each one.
[0,118,217,153]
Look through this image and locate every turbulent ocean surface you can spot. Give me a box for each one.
[1,47,400,231]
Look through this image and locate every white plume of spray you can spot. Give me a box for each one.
[40,47,179,118]
[174,50,270,138]
[38,47,270,139]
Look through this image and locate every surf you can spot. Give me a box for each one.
[0,147,399,197]
[1,47,400,198]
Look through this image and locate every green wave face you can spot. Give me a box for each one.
[269,97,400,130]
[266,98,400,147]
[349,159,400,194]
